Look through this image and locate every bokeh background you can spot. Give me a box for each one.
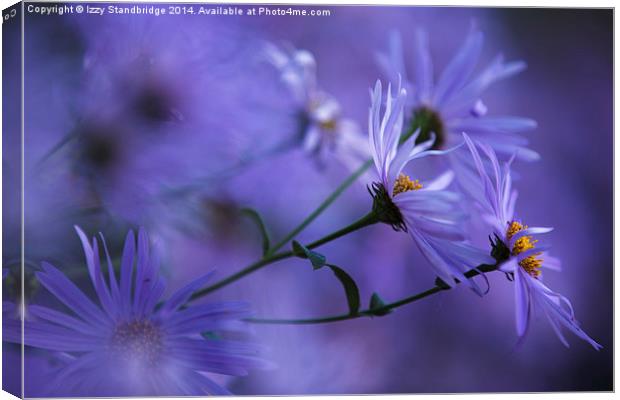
[3,4,613,395]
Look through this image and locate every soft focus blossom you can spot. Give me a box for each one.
[367,80,494,292]
[377,28,539,164]
[265,43,370,169]
[5,227,270,396]
[463,134,601,350]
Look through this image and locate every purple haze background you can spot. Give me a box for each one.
[3,4,612,395]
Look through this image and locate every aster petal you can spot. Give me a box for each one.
[75,226,115,317]
[28,305,103,337]
[433,30,484,107]
[120,230,136,315]
[409,215,466,241]
[515,268,532,337]
[98,232,121,308]
[24,321,101,351]
[302,125,322,153]
[369,80,384,173]
[463,133,501,218]
[133,228,149,311]
[530,278,602,350]
[414,29,433,104]
[423,170,455,191]
[542,254,562,271]
[164,302,252,334]
[442,55,527,116]
[380,83,407,179]
[36,262,108,325]
[168,338,271,376]
[376,30,408,86]
[449,116,537,134]
[408,228,467,289]
[160,272,215,316]
[498,257,518,273]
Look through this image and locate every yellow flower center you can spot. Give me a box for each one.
[393,174,423,196]
[319,119,337,131]
[506,221,542,278]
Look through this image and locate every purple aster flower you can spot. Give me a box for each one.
[367,79,494,292]
[7,227,270,396]
[463,134,601,350]
[59,15,259,227]
[377,28,538,162]
[265,43,370,169]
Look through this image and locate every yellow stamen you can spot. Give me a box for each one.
[519,254,543,278]
[506,221,524,240]
[319,119,337,131]
[393,174,423,196]
[505,221,543,278]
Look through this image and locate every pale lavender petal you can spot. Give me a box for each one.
[75,226,114,317]
[120,230,136,315]
[414,29,433,103]
[36,262,107,325]
[433,30,484,107]
[515,269,531,337]
[442,55,526,116]
[160,272,215,316]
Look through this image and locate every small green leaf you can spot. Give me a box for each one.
[241,208,270,256]
[291,240,326,269]
[326,264,360,315]
[367,292,392,316]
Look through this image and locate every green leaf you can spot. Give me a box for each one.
[241,208,270,256]
[367,292,392,316]
[291,240,326,269]
[326,264,360,315]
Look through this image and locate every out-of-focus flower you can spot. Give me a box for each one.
[265,43,369,169]
[367,80,494,292]
[6,227,270,396]
[463,134,601,350]
[377,29,538,162]
[61,15,260,228]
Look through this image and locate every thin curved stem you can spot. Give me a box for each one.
[267,159,374,256]
[188,111,435,303]
[245,264,498,325]
[188,211,379,302]
[163,139,297,199]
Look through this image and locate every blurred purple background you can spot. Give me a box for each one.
[4,4,612,395]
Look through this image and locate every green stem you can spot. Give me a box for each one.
[188,211,380,302]
[245,264,498,325]
[303,212,378,250]
[267,159,374,256]
[163,139,297,199]
[188,110,435,302]
[35,132,78,171]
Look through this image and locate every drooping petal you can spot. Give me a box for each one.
[514,268,531,337]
